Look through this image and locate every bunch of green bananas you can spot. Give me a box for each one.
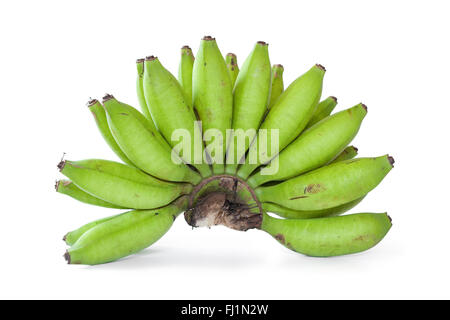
[56,36,393,265]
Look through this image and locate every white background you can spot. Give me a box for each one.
[0,0,449,299]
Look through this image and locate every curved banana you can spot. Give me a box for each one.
[56,179,125,209]
[268,64,284,109]
[193,36,233,174]
[143,56,212,177]
[88,99,134,166]
[261,212,392,257]
[262,196,365,219]
[330,145,358,164]
[225,41,271,174]
[255,155,394,211]
[237,64,325,179]
[248,103,367,187]
[178,46,195,108]
[226,53,239,87]
[103,95,201,184]
[65,198,188,265]
[136,58,153,120]
[58,159,192,209]
[304,96,338,130]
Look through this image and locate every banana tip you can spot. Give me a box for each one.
[273,64,284,70]
[145,55,157,61]
[57,160,66,171]
[315,64,326,72]
[87,98,98,107]
[351,146,358,152]
[136,58,145,64]
[54,180,60,191]
[330,96,337,103]
[257,41,268,46]
[387,155,395,167]
[62,233,67,242]
[361,103,368,112]
[102,94,115,103]
[63,251,71,264]
[202,35,215,41]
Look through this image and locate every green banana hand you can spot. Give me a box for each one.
[178,46,195,109]
[56,179,126,209]
[143,56,211,177]
[65,198,188,265]
[225,53,239,88]
[248,103,367,188]
[267,64,284,109]
[225,41,271,174]
[262,196,365,219]
[255,155,394,211]
[136,58,153,120]
[88,99,134,166]
[304,96,338,129]
[261,212,392,257]
[237,64,325,179]
[103,95,201,184]
[193,36,233,174]
[58,159,192,209]
[330,145,358,164]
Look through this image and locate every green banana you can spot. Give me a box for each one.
[178,46,195,108]
[262,196,365,219]
[65,198,188,265]
[136,58,153,120]
[56,179,125,209]
[248,103,367,187]
[261,212,392,257]
[58,159,192,209]
[330,145,358,164]
[143,56,211,177]
[225,41,271,174]
[237,64,325,179]
[87,99,134,166]
[193,36,233,174]
[103,95,202,184]
[226,53,239,87]
[255,155,394,211]
[64,214,119,246]
[268,64,284,109]
[304,96,338,129]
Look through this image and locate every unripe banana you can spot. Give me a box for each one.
[63,214,118,246]
[65,198,188,265]
[248,103,367,188]
[261,212,392,257]
[103,95,201,184]
[304,96,338,129]
[330,145,358,164]
[136,59,153,120]
[143,56,211,177]
[262,196,365,219]
[56,179,125,209]
[87,99,134,166]
[193,36,233,174]
[268,64,284,109]
[178,46,195,108]
[255,155,394,211]
[237,64,325,179]
[225,41,271,174]
[58,159,192,209]
[225,53,239,87]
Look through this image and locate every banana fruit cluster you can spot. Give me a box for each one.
[56,36,394,265]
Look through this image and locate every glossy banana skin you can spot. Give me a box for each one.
[261,212,391,257]
[65,198,188,265]
[136,59,153,120]
[262,196,365,219]
[304,96,338,130]
[103,96,201,184]
[268,64,284,109]
[178,46,195,108]
[226,53,239,88]
[330,145,358,164]
[255,155,394,211]
[193,36,233,174]
[143,56,211,177]
[56,179,125,209]
[237,64,325,179]
[58,159,192,209]
[248,104,367,187]
[225,42,271,174]
[88,99,134,166]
